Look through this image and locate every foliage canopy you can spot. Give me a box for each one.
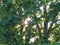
[0,0,60,45]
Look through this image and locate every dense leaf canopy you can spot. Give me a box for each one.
[0,0,60,45]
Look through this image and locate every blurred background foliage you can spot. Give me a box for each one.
[0,0,60,45]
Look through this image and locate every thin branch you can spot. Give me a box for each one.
[52,24,60,30]
[37,23,42,38]
[47,22,53,34]
[47,24,60,34]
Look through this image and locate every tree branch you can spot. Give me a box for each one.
[47,24,60,34]
[37,23,42,38]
